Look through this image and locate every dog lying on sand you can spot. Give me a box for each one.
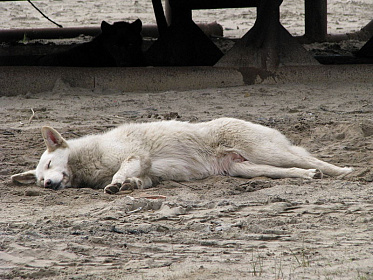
[12,118,352,194]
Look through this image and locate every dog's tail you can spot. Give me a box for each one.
[151,0,168,37]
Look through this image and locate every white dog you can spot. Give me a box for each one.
[12,118,352,194]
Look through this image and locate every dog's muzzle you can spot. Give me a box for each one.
[44,179,63,190]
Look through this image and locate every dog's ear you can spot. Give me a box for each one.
[131,19,142,32]
[101,21,111,32]
[41,126,68,152]
[11,170,37,184]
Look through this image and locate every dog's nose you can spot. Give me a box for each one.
[44,179,53,188]
[44,179,62,190]
[44,179,60,190]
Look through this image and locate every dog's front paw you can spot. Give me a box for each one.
[104,183,121,194]
[120,178,142,191]
[312,169,324,179]
[304,168,323,179]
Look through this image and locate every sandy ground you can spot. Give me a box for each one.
[1,81,373,279]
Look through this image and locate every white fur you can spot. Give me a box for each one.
[11,118,353,193]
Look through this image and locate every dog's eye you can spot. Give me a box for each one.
[47,160,51,169]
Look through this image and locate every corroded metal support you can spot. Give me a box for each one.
[357,35,373,57]
[216,0,319,70]
[160,0,318,69]
[146,0,223,66]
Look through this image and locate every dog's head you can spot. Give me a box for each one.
[100,19,144,66]
[12,127,72,190]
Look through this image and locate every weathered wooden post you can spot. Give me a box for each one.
[165,0,172,25]
[164,0,192,25]
[260,0,281,70]
[305,0,327,41]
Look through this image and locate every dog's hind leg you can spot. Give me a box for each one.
[228,161,321,179]
[273,146,353,177]
[246,143,352,177]
[234,121,352,177]
[104,155,153,194]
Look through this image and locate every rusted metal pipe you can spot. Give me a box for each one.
[0,22,223,42]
